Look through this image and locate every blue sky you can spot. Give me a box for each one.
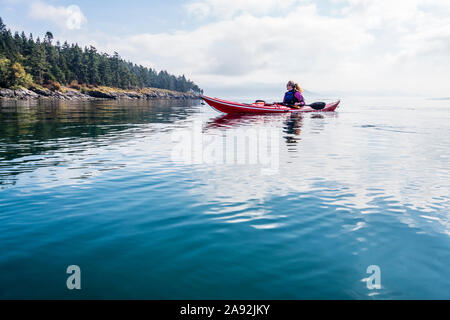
[1,0,450,98]
[2,0,190,34]
[1,0,345,36]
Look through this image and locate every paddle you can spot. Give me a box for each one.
[280,102,327,110]
[306,102,326,110]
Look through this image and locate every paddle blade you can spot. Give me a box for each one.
[308,102,326,110]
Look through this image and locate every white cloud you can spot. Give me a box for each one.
[185,0,305,19]
[29,1,87,30]
[40,0,450,97]
[103,4,376,95]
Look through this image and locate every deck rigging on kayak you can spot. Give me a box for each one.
[201,95,340,114]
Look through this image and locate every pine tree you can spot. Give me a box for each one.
[0,17,5,32]
[0,17,202,92]
[87,46,100,85]
[20,32,29,55]
[44,31,53,45]
[28,39,47,84]
[98,53,112,86]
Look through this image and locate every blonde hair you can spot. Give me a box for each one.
[287,80,303,93]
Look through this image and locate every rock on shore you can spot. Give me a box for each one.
[0,88,93,101]
[0,87,201,101]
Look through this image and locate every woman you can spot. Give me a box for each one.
[282,80,305,108]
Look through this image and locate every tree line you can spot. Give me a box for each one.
[0,17,202,93]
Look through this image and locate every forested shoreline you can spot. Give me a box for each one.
[0,17,203,97]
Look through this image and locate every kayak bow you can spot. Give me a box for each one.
[202,95,340,114]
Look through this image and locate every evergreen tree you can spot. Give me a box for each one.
[28,38,47,84]
[98,54,112,86]
[87,46,100,84]
[0,17,5,32]
[0,17,202,93]
[44,31,53,44]
[20,32,29,55]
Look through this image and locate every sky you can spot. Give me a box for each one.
[1,0,450,98]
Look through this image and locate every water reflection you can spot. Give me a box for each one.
[205,113,286,130]
[283,113,304,147]
[1,97,450,299]
[1,98,449,239]
[206,112,313,155]
[0,99,200,187]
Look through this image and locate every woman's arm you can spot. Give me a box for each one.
[294,92,305,106]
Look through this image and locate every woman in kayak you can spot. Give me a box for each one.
[282,81,305,108]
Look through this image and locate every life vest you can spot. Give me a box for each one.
[283,90,304,105]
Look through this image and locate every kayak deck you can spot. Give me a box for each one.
[202,95,340,114]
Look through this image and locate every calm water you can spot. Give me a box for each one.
[0,97,449,299]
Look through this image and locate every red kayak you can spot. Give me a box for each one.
[202,95,340,114]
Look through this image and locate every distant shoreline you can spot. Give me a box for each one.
[428,97,450,101]
[0,86,201,102]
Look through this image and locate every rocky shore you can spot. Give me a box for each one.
[0,87,201,101]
